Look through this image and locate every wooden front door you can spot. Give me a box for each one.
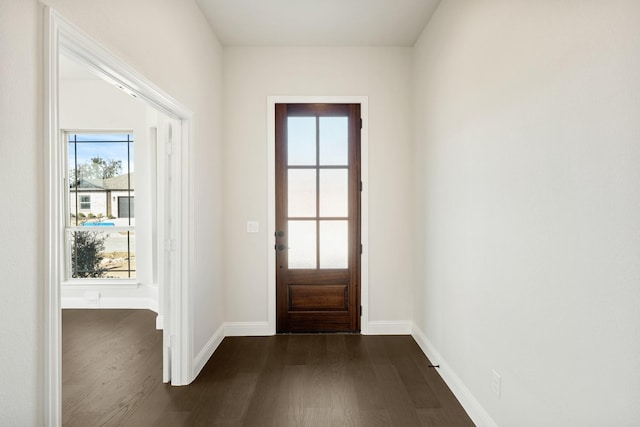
[275,103,361,333]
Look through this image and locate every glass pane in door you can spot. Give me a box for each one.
[288,169,316,217]
[319,117,348,166]
[288,117,316,165]
[319,169,348,217]
[288,220,317,269]
[319,220,348,268]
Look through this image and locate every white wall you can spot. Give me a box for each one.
[0,1,43,424]
[412,1,640,426]
[222,47,414,327]
[0,1,224,424]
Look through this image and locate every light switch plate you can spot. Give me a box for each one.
[246,221,259,233]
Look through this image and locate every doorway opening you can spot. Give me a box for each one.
[45,8,194,425]
[267,97,369,335]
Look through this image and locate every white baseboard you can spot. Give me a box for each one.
[411,323,498,427]
[220,320,412,336]
[61,296,157,312]
[192,324,225,380]
[155,315,164,330]
[224,321,273,336]
[365,320,412,335]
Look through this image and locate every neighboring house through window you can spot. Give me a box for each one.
[66,132,136,279]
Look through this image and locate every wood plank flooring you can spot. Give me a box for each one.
[63,309,475,426]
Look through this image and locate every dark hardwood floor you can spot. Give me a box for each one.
[63,309,475,426]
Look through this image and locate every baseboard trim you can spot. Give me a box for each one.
[365,320,412,335]
[155,315,164,330]
[61,296,157,312]
[220,320,412,336]
[192,324,225,380]
[411,323,498,427]
[224,321,273,336]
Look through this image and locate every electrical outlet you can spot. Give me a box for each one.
[491,370,501,398]
[84,291,100,306]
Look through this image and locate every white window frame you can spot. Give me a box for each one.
[64,131,136,282]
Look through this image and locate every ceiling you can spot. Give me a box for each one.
[195,0,441,46]
[60,0,441,79]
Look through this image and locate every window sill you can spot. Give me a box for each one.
[61,279,140,289]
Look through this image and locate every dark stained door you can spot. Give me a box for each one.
[276,103,361,332]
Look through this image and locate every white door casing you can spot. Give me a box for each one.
[266,96,370,335]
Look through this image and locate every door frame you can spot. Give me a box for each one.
[266,96,370,335]
[44,8,195,425]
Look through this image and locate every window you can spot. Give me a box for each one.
[79,195,91,210]
[66,132,135,279]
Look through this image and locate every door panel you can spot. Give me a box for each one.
[276,103,361,333]
[289,284,348,311]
